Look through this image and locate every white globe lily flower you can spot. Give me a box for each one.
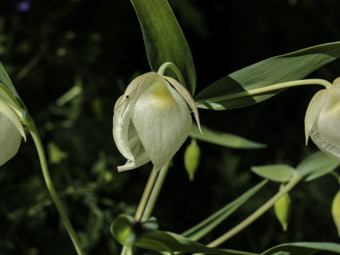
[113,72,202,172]
[305,78,340,158]
[0,98,26,166]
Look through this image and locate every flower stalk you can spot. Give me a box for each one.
[207,173,302,248]
[28,120,85,255]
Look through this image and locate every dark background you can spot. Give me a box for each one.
[0,0,340,254]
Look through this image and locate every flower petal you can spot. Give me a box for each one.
[113,96,135,161]
[309,85,340,158]
[131,75,192,171]
[304,89,327,145]
[0,100,24,166]
[164,76,202,134]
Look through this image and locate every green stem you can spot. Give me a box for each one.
[28,121,85,255]
[157,62,186,86]
[142,161,171,221]
[196,79,332,104]
[207,173,302,248]
[134,169,159,222]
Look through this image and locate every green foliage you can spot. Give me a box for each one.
[130,0,196,94]
[296,151,340,181]
[251,165,296,183]
[190,123,266,149]
[195,42,340,110]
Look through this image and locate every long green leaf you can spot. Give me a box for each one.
[190,123,266,149]
[195,42,340,110]
[262,242,340,255]
[130,0,196,94]
[251,165,296,183]
[136,230,258,255]
[296,151,340,181]
[0,61,21,101]
[182,180,267,241]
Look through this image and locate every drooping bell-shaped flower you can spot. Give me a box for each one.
[113,72,201,172]
[0,98,26,166]
[305,78,340,158]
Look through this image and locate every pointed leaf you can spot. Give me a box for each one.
[0,61,21,100]
[130,0,196,94]
[190,123,266,149]
[251,165,296,182]
[195,42,340,110]
[262,242,340,255]
[182,180,267,241]
[135,230,258,255]
[296,151,340,181]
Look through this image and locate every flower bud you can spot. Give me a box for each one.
[113,72,201,172]
[332,190,340,237]
[305,78,340,158]
[274,188,291,232]
[184,139,200,181]
[0,99,26,166]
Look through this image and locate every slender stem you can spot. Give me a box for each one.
[196,79,332,104]
[134,169,159,222]
[157,62,186,87]
[207,173,302,248]
[28,121,85,255]
[142,161,171,221]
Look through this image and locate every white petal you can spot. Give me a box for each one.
[309,85,340,158]
[304,89,327,145]
[131,75,192,171]
[113,96,135,161]
[0,100,24,166]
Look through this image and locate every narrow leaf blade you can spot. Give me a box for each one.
[296,151,340,181]
[182,180,267,241]
[136,230,259,255]
[130,0,196,94]
[262,242,340,255]
[251,165,296,183]
[190,123,266,149]
[195,42,340,110]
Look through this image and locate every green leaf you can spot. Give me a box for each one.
[195,42,340,110]
[190,123,266,149]
[251,165,296,183]
[0,61,21,100]
[262,242,340,255]
[135,230,258,255]
[182,180,267,241]
[296,151,340,181]
[130,0,196,94]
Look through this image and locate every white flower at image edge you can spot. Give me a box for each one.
[305,77,340,158]
[0,99,26,166]
[113,72,201,172]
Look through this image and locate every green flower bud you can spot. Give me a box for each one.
[184,139,200,181]
[332,190,340,237]
[274,186,291,232]
[113,72,201,172]
[305,78,340,159]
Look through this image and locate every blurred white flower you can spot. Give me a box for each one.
[0,99,26,166]
[113,72,201,172]
[305,78,340,158]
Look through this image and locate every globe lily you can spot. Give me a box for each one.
[305,78,340,158]
[0,93,26,166]
[113,72,201,172]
